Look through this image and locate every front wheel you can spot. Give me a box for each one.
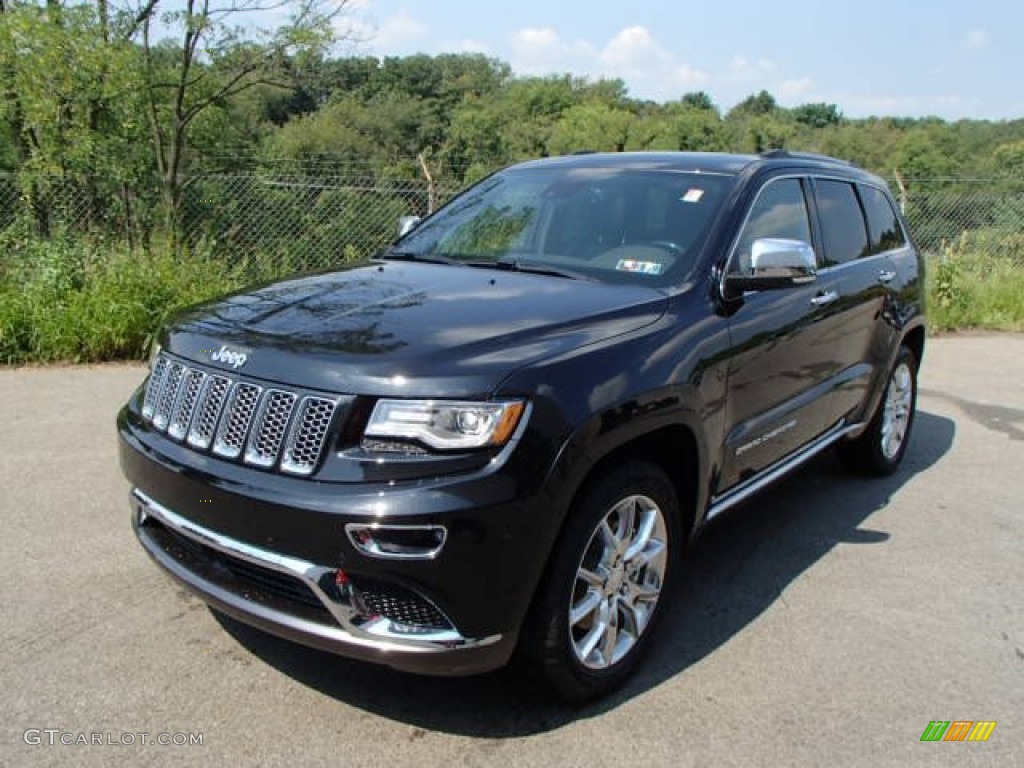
[520,461,680,701]
[839,345,918,476]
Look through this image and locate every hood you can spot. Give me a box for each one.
[164,261,667,397]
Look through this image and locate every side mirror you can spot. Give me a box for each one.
[725,238,817,295]
[397,215,422,237]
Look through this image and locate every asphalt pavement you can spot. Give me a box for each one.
[1,334,1021,767]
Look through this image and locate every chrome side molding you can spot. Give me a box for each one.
[707,421,863,521]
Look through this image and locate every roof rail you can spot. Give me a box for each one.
[759,149,852,166]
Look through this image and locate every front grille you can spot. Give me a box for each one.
[142,352,341,477]
[353,577,453,630]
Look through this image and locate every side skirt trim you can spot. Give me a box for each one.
[706,421,864,522]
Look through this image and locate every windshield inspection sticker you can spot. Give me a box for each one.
[681,188,705,203]
[616,259,663,275]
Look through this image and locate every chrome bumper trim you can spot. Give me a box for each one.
[131,489,500,655]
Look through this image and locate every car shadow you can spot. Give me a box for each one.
[214,409,955,736]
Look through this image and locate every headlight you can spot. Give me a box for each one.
[364,399,526,451]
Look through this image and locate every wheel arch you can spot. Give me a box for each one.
[902,323,926,367]
[560,422,705,547]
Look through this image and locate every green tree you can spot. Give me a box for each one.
[893,132,956,181]
[133,0,353,232]
[547,102,635,155]
[728,89,778,119]
[0,1,149,232]
[680,91,716,111]
[792,102,842,129]
[992,139,1024,177]
[497,76,580,158]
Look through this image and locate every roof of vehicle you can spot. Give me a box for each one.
[511,150,882,183]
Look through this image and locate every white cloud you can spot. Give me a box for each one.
[778,77,814,101]
[452,38,490,54]
[599,26,673,68]
[342,14,816,111]
[961,28,989,51]
[345,7,429,53]
[512,26,560,51]
[673,64,710,88]
[837,92,977,118]
[725,55,778,82]
[507,24,711,101]
[508,27,596,75]
[374,9,428,49]
[596,26,708,100]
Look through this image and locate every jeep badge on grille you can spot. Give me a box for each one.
[210,345,248,369]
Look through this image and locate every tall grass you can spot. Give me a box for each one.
[0,229,273,364]
[927,237,1024,332]
[1,228,1021,365]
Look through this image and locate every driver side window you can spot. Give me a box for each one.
[731,178,812,274]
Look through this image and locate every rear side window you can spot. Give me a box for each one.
[858,184,906,254]
[814,180,870,266]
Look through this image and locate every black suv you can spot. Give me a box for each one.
[118,151,925,699]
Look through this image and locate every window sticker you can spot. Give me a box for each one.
[681,188,705,203]
[616,259,663,275]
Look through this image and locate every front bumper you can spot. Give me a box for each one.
[118,380,566,675]
[131,488,518,675]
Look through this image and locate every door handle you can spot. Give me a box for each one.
[810,290,839,307]
[877,269,897,284]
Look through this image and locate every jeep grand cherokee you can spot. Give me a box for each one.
[118,150,925,700]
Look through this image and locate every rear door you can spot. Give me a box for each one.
[809,179,900,426]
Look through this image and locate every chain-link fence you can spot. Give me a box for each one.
[179,173,450,274]
[894,180,1024,268]
[2,169,1022,279]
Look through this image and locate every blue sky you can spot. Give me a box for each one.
[338,0,1023,120]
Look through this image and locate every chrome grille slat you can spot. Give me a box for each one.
[142,352,338,477]
[244,390,297,468]
[187,374,231,450]
[152,362,185,431]
[167,369,207,441]
[213,383,263,459]
[141,356,170,420]
[281,397,338,476]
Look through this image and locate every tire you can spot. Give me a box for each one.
[520,461,680,701]
[839,345,918,476]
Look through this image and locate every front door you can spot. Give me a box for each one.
[718,176,839,493]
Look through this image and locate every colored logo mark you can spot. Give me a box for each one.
[920,721,996,742]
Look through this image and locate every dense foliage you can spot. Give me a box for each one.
[1,1,1022,362]
[4,2,1024,191]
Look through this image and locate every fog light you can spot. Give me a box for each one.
[344,523,447,560]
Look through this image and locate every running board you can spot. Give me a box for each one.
[706,421,863,522]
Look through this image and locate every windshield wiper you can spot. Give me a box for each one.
[471,259,593,281]
[379,251,590,281]
[378,249,459,265]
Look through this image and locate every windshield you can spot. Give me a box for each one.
[393,166,735,286]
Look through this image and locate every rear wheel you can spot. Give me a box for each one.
[839,345,918,475]
[521,461,680,701]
